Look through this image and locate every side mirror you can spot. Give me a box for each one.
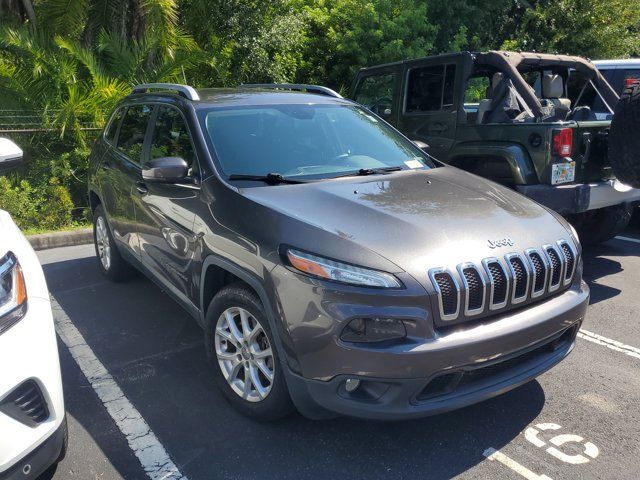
[0,138,23,174]
[142,157,188,183]
[413,140,430,151]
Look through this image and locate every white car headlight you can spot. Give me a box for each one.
[286,248,402,288]
[0,252,28,334]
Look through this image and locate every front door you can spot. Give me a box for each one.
[135,104,198,306]
[351,66,402,126]
[397,62,459,161]
[101,104,154,256]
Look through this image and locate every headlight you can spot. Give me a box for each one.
[0,252,28,335]
[285,249,402,288]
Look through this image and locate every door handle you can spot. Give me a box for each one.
[136,181,148,195]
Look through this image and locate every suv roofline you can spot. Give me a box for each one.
[132,83,200,101]
[240,83,343,98]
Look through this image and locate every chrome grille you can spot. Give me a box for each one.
[430,238,578,323]
[483,259,508,309]
[458,263,485,315]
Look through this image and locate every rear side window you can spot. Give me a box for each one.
[354,73,395,117]
[406,64,456,113]
[149,106,196,174]
[104,107,125,144]
[117,105,153,163]
[621,69,640,91]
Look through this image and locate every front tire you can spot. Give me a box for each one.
[204,283,294,421]
[93,204,134,281]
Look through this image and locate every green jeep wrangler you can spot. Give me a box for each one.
[349,51,640,244]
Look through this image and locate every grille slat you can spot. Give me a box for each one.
[432,271,459,318]
[527,250,547,295]
[461,265,485,313]
[546,246,562,288]
[430,239,576,324]
[559,242,576,283]
[508,255,528,301]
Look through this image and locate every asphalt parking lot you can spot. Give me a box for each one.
[38,227,640,480]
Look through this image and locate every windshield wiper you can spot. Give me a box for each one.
[227,173,308,184]
[333,166,403,178]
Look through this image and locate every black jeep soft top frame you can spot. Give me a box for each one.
[474,51,620,119]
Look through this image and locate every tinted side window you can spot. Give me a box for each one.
[354,73,395,117]
[105,107,125,143]
[149,106,196,173]
[117,105,153,163]
[406,64,456,113]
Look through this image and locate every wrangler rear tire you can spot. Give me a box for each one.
[570,204,632,245]
[608,83,640,188]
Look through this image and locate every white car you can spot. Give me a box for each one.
[0,139,66,479]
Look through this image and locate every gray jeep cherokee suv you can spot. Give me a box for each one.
[87,83,589,420]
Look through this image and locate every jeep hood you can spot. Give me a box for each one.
[241,167,573,281]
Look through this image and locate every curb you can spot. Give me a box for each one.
[27,228,93,251]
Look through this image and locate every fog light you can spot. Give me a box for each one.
[340,318,406,343]
[345,378,360,393]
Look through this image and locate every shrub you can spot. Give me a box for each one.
[0,175,74,231]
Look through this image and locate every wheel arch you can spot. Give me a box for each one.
[448,143,538,185]
[199,255,295,370]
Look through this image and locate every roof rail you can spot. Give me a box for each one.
[131,83,200,101]
[240,83,342,99]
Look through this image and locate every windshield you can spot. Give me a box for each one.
[201,103,434,180]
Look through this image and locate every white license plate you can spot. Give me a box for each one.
[551,162,575,185]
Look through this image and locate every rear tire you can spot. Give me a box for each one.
[570,204,632,245]
[92,204,134,281]
[608,83,640,188]
[204,283,294,421]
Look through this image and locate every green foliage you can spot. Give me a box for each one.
[0,175,73,230]
[505,0,640,59]
[296,0,437,90]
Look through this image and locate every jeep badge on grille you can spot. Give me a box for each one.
[488,237,515,249]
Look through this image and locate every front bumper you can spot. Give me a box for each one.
[0,297,65,474]
[280,278,589,420]
[516,180,640,214]
[0,419,66,480]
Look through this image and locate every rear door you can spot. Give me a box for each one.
[135,104,198,306]
[351,66,402,126]
[397,60,459,161]
[100,104,154,257]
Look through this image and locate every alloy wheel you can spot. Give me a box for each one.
[95,216,111,271]
[214,307,274,402]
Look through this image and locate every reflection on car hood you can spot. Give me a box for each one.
[241,167,572,277]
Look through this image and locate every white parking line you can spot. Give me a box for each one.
[51,298,188,480]
[578,329,640,361]
[483,448,552,480]
[615,235,640,245]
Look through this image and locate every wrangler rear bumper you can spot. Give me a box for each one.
[517,180,640,214]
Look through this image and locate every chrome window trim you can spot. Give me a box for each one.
[525,248,549,298]
[481,257,509,310]
[543,244,564,292]
[505,252,530,304]
[557,239,577,286]
[457,262,486,316]
[428,268,460,321]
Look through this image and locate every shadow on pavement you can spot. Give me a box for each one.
[44,253,546,480]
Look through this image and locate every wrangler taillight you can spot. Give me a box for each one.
[552,128,573,157]
[625,77,639,88]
